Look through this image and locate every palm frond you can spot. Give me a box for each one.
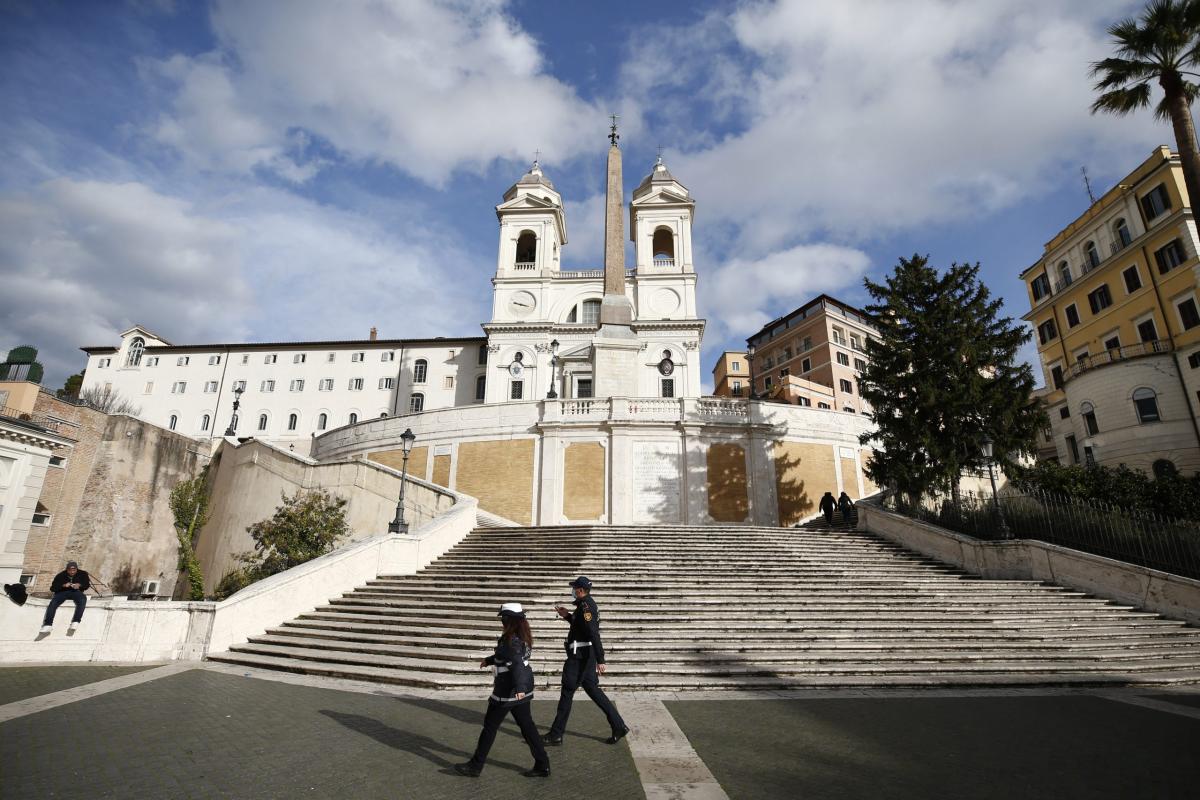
[1092,83,1154,115]
[1091,56,1163,87]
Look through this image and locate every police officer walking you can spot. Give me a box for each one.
[542,576,629,746]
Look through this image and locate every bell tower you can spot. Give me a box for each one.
[494,160,566,281]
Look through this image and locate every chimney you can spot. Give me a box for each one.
[369,326,378,341]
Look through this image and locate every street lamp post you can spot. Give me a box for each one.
[388,428,417,534]
[981,436,1011,539]
[746,344,757,400]
[224,385,244,437]
[546,339,560,399]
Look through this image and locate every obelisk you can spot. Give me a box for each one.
[592,117,641,398]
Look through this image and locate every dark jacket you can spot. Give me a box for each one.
[564,595,606,664]
[838,494,854,513]
[50,570,90,594]
[819,494,836,513]
[484,634,534,704]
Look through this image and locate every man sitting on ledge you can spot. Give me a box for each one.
[40,561,90,634]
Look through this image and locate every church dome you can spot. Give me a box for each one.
[634,155,687,199]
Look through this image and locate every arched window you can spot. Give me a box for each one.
[413,359,428,384]
[475,374,486,401]
[1153,458,1178,478]
[409,393,425,413]
[515,230,537,265]
[581,299,601,325]
[125,337,145,367]
[1085,241,1100,268]
[258,413,268,431]
[348,412,358,425]
[1133,387,1160,423]
[201,414,210,432]
[287,413,298,431]
[317,413,328,431]
[652,227,675,263]
[1080,402,1099,436]
[168,414,178,431]
[1058,260,1072,287]
[1114,218,1132,248]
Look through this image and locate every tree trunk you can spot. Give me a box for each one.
[1161,74,1200,213]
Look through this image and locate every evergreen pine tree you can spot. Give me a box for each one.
[859,254,1043,500]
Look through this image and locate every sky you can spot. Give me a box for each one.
[0,0,1175,391]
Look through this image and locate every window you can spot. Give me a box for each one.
[1122,266,1142,294]
[1189,351,1200,369]
[293,353,306,364]
[287,413,298,431]
[477,345,488,366]
[319,378,333,391]
[661,378,675,398]
[349,413,358,425]
[580,299,601,325]
[413,359,428,384]
[818,402,831,409]
[839,379,854,394]
[854,358,867,371]
[290,379,305,392]
[1136,318,1158,343]
[143,382,154,395]
[784,347,792,360]
[1178,297,1200,330]
[208,355,221,366]
[351,352,365,363]
[1065,434,1079,464]
[1058,261,1072,287]
[732,380,742,396]
[801,357,811,372]
[258,414,268,431]
[1114,218,1132,247]
[802,336,812,351]
[1064,304,1080,328]
[1084,445,1096,467]
[652,227,675,261]
[832,327,847,345]
[1104,334,1121,351]
[779,367,790,378]
[98,358,111,368]
[1153,459,1178,479]
[837,352,850,366]
[349,378,364,391]
[201,414,210,432]
[1141,184,1171,219]
[1133,387,1160,423]
[126,337,145,367]
[241,354,250,365]
[169,414,178,431]
[234,380,246,391]
[1080,402,1099,436]
[1037,319,1058,344]
[176,356,190,367]
[171,381,187,394]
[146,357,158,367]
[49,455,66,467]
[379,377,394,390]
[327,353,336,363]
[200,381,214,393]
[379,351,394,362]
[1154,239,1187,274]
[850,335,862,351]
[260,380,275,392]
[764,376,773,390]
[1087,285,1112,314]
[577,378,594,398]
[796,396,811,406]
[1059,406,1070,420]
[1030,273,1051,300]
[317,413,328,430]
[731,361,741,372]
[843,407,855,413]
[1051,365,1064,390]
[510,381,524,400]
[515,230,537,264]
[475,374,486,401]
[264,354,277,364]
[32,512,50,526]
[1084,241,1100,268]
[442,376,454,389]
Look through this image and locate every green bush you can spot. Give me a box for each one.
[1009,461,1200,522]
[214,568,253,601]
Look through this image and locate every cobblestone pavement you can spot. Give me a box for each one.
[666,694,1200,799]
[0,668,644,800]
[0,665,154,706]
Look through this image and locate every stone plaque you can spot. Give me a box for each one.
[633,441,681,523]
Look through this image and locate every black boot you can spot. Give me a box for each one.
[523,765,551,777]
[606,726,630,745]
[541,731,563,746]
[453,762,482,777]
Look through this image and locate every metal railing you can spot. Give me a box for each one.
[886,489,1200,579]
[0,406,66,433]
[1066,339,1172,381]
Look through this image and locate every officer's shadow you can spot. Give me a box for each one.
[319,708,529,775]
[399,697,608,745]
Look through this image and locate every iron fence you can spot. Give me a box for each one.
[885,489,1200,580]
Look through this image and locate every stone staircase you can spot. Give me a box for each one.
[207,525,1200,689]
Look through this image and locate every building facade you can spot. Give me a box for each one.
[1020,146,1200,476]
[711,351,749,397]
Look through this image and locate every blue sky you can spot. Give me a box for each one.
[0,0,1173,390]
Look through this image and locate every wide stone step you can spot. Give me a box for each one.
[361,583,1088,600]
[345,588,1109,605]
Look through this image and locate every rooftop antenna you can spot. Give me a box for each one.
[1081,166,1097,205]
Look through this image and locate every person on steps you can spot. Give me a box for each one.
[838,492,855,524]
[454,603,550,778]
[40,561,90,634]
[542,576,629,747]
[819,491,837,526]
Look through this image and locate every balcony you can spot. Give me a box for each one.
[652,257,675,267]
[513,262,537,272]
[1065,339,1172,382]
[0,406,67,434]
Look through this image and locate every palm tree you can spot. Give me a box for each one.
[1091,0,1200,210]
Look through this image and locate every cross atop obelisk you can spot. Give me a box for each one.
[609,114,620,146]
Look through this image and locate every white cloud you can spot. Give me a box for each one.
[150,0,606,185]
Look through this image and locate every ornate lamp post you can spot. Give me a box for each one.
[224,385,244,437]
[546,339,560,399]
[388,428,417,534]
[746,344,758,400]
[981,436,1011,539]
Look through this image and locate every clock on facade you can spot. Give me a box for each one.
[508,291,537,317]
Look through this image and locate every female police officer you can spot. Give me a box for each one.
[454,602,551,778]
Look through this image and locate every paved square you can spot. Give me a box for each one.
[666,695,1199,799]
[0,669,644,800]
[0,665,154,706]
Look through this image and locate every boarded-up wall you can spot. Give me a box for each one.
[840,457,861,500]
[369,446,429,482]
[773,441,836,526]
[454,439,535,524]
[563,442,605,521]
[706,443,749,522]
[432,454,452,487]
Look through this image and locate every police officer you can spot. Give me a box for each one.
[542,576,629,746]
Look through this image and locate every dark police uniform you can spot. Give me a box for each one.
[466,633,549,773]
[546,580,628,743]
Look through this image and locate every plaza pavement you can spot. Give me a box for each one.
[1,663,1198,799]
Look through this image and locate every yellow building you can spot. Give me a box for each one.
[1021,146,1200,476]
[710,351,749,397]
